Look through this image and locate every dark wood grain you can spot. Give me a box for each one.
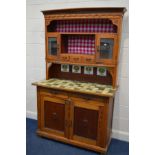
[44,101,65,132]
[74,107,98,140]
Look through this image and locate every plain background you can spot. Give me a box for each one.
[26,0,129,141]
[0,0,155,155]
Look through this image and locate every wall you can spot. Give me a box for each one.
[26,0,129,141]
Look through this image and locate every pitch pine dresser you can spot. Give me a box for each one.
[33,7,126,155]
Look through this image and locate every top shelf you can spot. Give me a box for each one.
[47,19,118,33]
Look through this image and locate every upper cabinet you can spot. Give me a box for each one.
[43,8,125,66]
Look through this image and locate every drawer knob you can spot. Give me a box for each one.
[83,119,88,127]
[52,112,57,120]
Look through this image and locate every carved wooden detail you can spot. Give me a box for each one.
[47,62,52,69]
[45,20,52,26]
[106,67,115,86]
[111,19,120,27]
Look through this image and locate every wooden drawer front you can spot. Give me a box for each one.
[70,55,81,63]
[74,107,99,140]
[40,88,68,100]
[60,54,70,62]
[82,55,95,64]
[44,101,65,132]
[70,94,107,106]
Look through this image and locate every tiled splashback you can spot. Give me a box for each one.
[61,64,107,76]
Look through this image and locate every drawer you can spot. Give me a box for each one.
[69,93,107,103]
[70,55,81,63]
[82,55,95,64]
[60,54,70,62]
[39,88,68,100]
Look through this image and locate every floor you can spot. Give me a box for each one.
[26,118,129,155]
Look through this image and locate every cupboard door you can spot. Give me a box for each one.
[47,33,60,60]
[70,99,101,145]
[40,95,69,138]
[74,107,98,140]
[96,34,118,65]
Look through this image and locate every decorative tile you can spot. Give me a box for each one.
[84,66,94,75]
[97,67,107,76]
[72,65,81,74]
[61,64,69,72]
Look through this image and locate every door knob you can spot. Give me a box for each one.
[52,112,57,120]
[83,119,88,127]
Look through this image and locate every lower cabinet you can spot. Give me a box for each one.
[37,87,114,154]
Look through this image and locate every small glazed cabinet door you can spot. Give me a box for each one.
[40,94,69,138]
[46,33,60,61]
[96,34,118,65]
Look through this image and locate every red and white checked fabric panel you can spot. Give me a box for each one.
[68,36,95,55]
[56,19,117,33]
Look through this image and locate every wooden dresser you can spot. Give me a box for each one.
[32,7,126,154]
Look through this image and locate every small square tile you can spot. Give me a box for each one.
[97,67,107,76]
[84,66,94,75]
[61,64,69,72]
[72,65,81,74]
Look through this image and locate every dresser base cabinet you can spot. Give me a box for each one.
[36,87,114,154]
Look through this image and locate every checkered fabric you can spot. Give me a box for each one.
[56,19,117,33]
[68,35,95,54]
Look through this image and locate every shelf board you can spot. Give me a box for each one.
[47,32,117,35]
[46,59,116,68]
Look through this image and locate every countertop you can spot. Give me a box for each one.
[32,78,116,97]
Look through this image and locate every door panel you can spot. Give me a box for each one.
[44,101,65,132]
[99,38,114,59]
[40,95,68,137]
[74,107,99,140]
[46,33,60,60]
[96,34,117,64]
